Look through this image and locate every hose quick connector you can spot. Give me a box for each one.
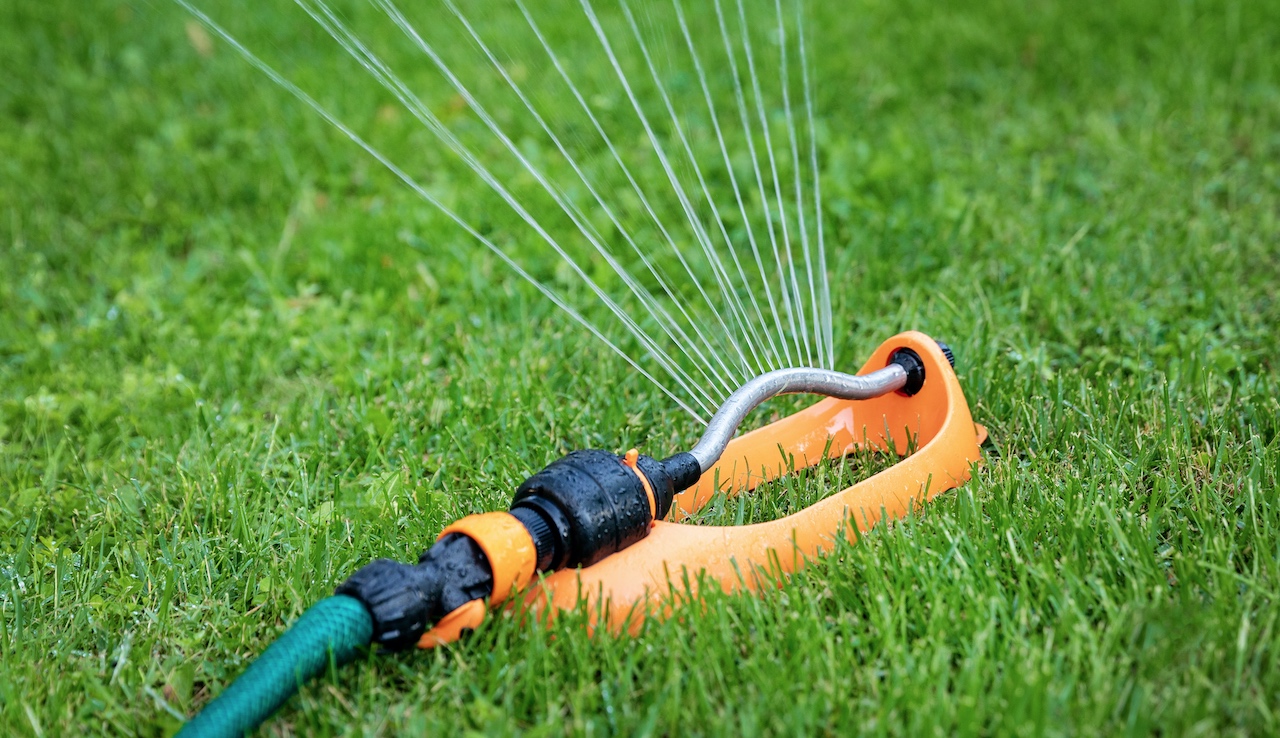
[510,449,682,571]
[335,533,493,651]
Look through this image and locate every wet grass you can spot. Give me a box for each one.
[3,0,1280,735]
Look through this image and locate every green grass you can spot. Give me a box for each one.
[3,0,1280,735]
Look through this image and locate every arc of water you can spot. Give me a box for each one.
[578,0,768,383]
[347,0,746,398]
[773,0,824,368]
[295,0,726,408]
[711,0,799,367]
[617,0,780,378]
[433,0,753,392]
[513,0,766,387]
[670,0,787,373]
[796,1,834,367]
[370,0,743,397]
[174,0,711,421]
[734,0,812,368]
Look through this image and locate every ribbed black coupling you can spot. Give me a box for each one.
[509,503,566,572]
[509,449,676,571]
[335,533,493,651]
[937,341,956,367]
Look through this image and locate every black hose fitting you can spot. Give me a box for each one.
[509,501,570,572]
[659,452,702,493]
[335,533,493,651]
[511,449,677,571]
[889,348,927,395]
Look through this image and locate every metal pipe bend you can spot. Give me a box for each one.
[688,364,908,472]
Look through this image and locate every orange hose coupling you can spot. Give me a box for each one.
[417,512,539,649]
[437,512,538,603]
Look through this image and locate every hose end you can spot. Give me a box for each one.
[334,534,493,651]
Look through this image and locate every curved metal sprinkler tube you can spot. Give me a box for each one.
[688,364,908,471]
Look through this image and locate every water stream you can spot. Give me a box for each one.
[179,0,836,423]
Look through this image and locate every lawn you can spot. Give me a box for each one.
[2,0,1279,735]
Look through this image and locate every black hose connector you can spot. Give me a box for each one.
[335,533,493,651]
[511,449,676,570]
[334,559,436,651]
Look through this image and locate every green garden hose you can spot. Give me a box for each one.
[177,596,373,738]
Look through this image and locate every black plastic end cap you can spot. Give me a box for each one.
[660,452,702,495]
[889,348,926,396]
[635,453,677,519]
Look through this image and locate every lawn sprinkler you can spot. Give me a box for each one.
[178,331,986,737]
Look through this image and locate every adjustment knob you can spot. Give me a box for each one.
[936,341,955,367]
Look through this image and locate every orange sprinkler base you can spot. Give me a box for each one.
[527,331,987,634]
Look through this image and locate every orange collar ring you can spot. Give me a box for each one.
[177,331,985,738]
